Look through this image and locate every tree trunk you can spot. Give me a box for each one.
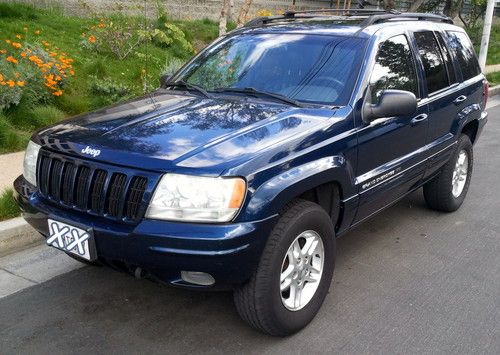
[219,0,230,36]
[383,0,395,10]
[443,0,464,19]
[237,0,254,27]
[229,0,235,21]
[408,0,425,12]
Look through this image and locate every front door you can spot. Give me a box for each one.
[354,34,429,223]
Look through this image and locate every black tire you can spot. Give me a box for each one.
[234,199,336,336]
[423,134,473,212]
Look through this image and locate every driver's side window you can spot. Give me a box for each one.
[369,35,418,105]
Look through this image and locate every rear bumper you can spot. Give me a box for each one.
[14,175,277,289]
[476,110,488,144]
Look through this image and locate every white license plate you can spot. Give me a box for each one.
[47,219,96,261]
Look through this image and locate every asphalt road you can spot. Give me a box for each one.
[1,105,499,354]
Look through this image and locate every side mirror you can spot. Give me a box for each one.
[160,73,174,88]
[363,89,417,122]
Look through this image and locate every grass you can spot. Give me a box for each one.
[0,188,20,221]
[0,2,221,153]
[486,71,500,86]
[468,24,500,66]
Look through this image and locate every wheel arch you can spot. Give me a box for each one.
[241,156,355,230]
[461,119,479,144]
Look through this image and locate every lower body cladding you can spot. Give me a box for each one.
[13,176,278,290]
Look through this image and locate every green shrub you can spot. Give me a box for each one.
[0,115,28,153]
[30,105,66,127]
[0,188,20,221]
[6,103,65,130]
[90,76,131,103]
[55,92,91,115]
[0,3,39,20]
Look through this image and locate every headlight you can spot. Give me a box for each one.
[23,141,41,186]
[146,174,246,222]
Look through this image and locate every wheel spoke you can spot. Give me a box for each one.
[280,264,294,282]
[281,276,292,291]
[293,284,302,308]
[302,236,319,257]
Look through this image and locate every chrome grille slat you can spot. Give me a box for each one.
[37,152,149,222]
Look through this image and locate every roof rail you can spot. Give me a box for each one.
[243,9,453,28]
[359,12,453,27]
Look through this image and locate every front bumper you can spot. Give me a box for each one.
[14,175,277,289]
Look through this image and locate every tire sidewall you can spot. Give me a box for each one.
[265,205,336,334]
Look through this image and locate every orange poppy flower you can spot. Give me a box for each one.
[16,80,25,87]
[88,35,96,44]
[6,56,18,64]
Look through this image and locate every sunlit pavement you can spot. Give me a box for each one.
[0,103,499,354]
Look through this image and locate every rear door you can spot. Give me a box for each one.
[354,33,429,223]
[411,30,459,177]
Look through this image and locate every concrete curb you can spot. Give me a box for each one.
[0,217,42,257]
[489,84,500,97]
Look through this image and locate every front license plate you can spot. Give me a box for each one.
[47,219,97,261]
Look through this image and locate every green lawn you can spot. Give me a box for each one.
[468,24,500,66]
[0,2,223,153]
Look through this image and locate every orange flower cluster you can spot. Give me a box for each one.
[0,73,24,87]
[0,28,75,97]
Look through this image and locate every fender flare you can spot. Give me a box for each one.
[241,156,356,221]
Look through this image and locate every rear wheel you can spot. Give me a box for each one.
[234,199,336,336]
[423,134,473,212]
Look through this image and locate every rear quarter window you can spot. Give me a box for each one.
[445,31,481,80]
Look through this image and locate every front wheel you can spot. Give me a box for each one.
[234,199,336,336]
[423,134,473,212]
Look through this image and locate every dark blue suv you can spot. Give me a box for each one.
[14,10,488,336]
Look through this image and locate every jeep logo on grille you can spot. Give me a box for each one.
[81,146,101,158]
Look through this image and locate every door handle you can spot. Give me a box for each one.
[454,95,467,104]
[411,113,428,126]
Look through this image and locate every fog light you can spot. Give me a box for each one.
[181,271,215,286]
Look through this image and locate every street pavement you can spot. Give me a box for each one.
[0,104,499,354]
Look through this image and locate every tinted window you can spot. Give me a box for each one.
[179,34,366,105]
[414,31,449,94]
[369,35,418,104]
[446,31,481,80]
[435,32,457,84]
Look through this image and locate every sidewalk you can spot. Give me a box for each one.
[485,64,500,74]
[0,151,24,192]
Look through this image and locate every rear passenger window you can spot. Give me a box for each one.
[414,31,449,94]
[435,32,457,84]
[369,35,418,104]
[445,31,481,80]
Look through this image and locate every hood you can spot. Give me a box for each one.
[36,91,335,174]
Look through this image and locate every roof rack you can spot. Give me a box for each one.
[243,9,452,28]
[359,12,453,26]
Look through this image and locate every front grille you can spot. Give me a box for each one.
[37,153,149,222]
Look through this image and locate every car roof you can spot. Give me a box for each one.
[232,11,463,39]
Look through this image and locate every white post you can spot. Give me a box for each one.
[478,0,496,71]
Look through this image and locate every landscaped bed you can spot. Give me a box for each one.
[0,2,227,154]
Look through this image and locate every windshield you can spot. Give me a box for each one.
[175,33,367,106]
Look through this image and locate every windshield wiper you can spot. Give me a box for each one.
[213,87,305,108]
[164,80,213,98]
